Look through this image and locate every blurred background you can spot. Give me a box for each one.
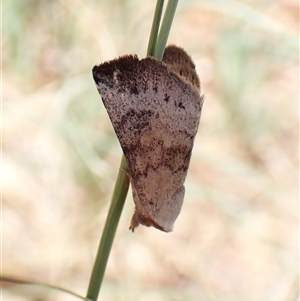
[2,0,298,300]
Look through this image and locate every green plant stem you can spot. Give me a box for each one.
[0,276,88,300]
[154,0,179,60]
[86,156,129,301]
[147,0,165,56]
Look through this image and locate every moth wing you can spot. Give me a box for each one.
[163,45,200,89]
[93,50,203,231]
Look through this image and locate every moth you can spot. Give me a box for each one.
[92,45,204,232]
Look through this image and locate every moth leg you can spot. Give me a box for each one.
[129,210,139,232]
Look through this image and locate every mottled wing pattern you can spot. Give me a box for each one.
[92,46,203,232]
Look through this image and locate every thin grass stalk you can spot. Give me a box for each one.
[147,0,165,56]
[85,156,129,301]
[154,0,179,60]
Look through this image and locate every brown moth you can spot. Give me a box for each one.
[92,45,204,232]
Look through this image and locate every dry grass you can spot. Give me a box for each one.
[2,0,298,300]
